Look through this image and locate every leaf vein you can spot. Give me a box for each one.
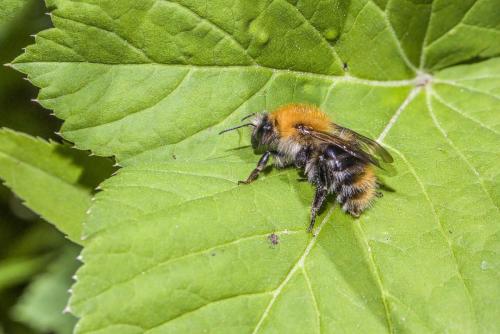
[418,0,435,69]
[122,168,238,183]
[284,0,343,68]
[76,229,301,308]
[426,86,499,212]
[160,0,256,65]
[385,142,479,330]
[460,23,500,34]
[430,88,500,136]
[354,222,393,333]
[374,1,417,71]
[143,291,273,332]
[302,267,321,334]
[52,13,155,63]
[424,0,481,49]
[434,79,500,101]
[65,69,192,132]
[35,34,85,61]
[15,61,418,87]
[251,207,335,334]
[84,171,290,240]
[170,72,276,146]
[377,86,421,142]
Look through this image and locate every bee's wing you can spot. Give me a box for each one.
[333,124,394,163]
[307,130,382,167]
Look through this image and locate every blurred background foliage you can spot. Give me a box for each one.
[0,1,113,333]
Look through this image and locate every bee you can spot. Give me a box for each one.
[219,104,393,232]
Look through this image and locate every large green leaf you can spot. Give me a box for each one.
[12,0,500,333]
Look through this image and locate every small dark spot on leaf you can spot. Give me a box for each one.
[343,63,349,72]
[448,230,453,234]
[211,252,216,256]
[172,154,177,160]
[268,233,279,247]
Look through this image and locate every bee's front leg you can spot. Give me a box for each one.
[238,151,271,185]
[307,186,327,233]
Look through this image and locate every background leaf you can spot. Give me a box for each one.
[12,246,80,334]
[11,0,500,333]
[0,0,29,26]
[0,128,115,243]
[0,0,59,139]
[0,217,68,334]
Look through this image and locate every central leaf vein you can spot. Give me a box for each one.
[251,207,336,334]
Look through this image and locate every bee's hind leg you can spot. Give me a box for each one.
[238,151,271,185]
[307,186,328,233]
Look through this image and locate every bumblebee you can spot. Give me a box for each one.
[220,104,393,232]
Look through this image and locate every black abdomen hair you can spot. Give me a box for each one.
[305,144,377,217]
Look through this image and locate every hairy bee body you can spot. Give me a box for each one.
[267,105,379,216]
[221,104,393,232]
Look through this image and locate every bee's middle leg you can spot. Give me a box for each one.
[238,151,271,185]
[307,186,327,233]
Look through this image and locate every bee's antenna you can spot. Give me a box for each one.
[218,123,255,135]
[241,113,256,122]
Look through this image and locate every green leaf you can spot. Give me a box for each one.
[0,214,64,293]
[12,246,79,334]
[0,0,29,24]
[0,0,58,140]
[12,0,500,333]
[0,217,68,333]
[0,128,113,243]
[0,255,49,292]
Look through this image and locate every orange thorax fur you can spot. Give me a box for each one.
[269,104,333,138]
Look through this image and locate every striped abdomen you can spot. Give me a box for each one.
[306,145,378,216]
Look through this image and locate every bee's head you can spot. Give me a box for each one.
[218,112,278,151]
[250,113,278,150]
